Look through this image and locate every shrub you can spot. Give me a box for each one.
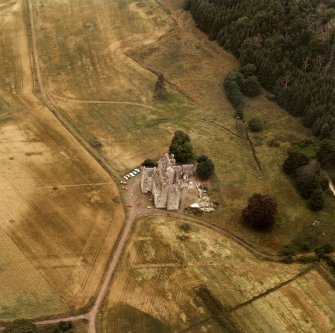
[240,76,261,97]
[283,151,309,175]
[179,223,191,232]
[196,158,215,180]
[242,193,278,229]
[308,189,324,211]
[248,118,263,132]
[142,159,158,167]
[316,243,334,254]
[282,255,294,263]
[89,138,102,149]
[279,246,296,256]
[299,241,311,252]
[296,256,317,263]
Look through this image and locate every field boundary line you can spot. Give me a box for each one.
[229,265,315,312]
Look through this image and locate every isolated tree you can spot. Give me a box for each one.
[283,151,309,175]
[242,193,278,229]
[196,158,215,180]
[169,131,193,163]
[154,73,166,98]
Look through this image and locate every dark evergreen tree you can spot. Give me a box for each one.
[169,131,193,163]
[154,73,166,98]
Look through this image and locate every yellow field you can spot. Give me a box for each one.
[0,1,124,320]
[98,215,335,332]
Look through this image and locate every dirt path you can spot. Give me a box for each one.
[50,93,159,111]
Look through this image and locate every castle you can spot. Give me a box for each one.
[141,153,195,210]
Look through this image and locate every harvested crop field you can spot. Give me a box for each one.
[98,215,335,332]
[0,0,124,320]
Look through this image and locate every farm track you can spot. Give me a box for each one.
[50,93,159,111]
[11,0,334,332]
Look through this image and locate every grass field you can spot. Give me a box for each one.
[98,215,335,332]
[0,1,124,320]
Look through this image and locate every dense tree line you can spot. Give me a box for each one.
[186,0,335,139]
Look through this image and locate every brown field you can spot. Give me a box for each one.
[0,0,124,321]
[98,215,335,333]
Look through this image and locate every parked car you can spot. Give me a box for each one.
[129,172,135,177]
[123,176,129,180]
[120,181,127,185]
[135,168,140,173]
[126,204,132,208]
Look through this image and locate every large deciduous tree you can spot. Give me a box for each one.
[242,193,278,229]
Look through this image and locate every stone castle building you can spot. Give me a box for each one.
[141,153,195,210]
